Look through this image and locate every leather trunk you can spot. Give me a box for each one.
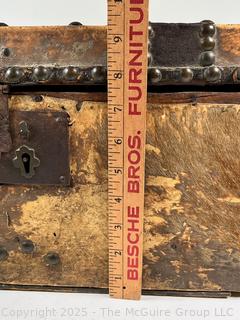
[0,22,240,298]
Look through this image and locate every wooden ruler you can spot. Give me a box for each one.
[108,0,149,300]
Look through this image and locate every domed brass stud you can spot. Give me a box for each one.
[200,20,216,37]
[33,66,51,81]
[148,68,162,83]
[44,252,60,266]
[148,39,152,49]
[62,66,79,81]
[20,240,34,254]
[0,247,8,261]
[236,68,240,81]
[91,66,107,82]
[69,21,83,26]
[5,67,23,83]
[148,24,155,38]
[2,48,10,57]
[200,51,215,66]
[148,52,153,66]
[201,36,215,51]
[59,175,66,184]
[204,66,221,82]
[181,68,193,82]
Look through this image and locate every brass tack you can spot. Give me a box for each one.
[148,52,153,66]
[236,68,240,81]
[148,24,155,38]
[69,21,83,26]
[0,247,8,261]
[201,36,215,51]
[148,68,162,83]
[5,67,23,83]
[181,68,194,82]
[204,66,221,82]
[200,20,216,37]
[3,48,10,57]
[44,252,61,266]
[200,51,215,67]
[20,240,35,254]
[62,66,79,81]
[91,66,107,82]
[33,66,51,81]
[59,176,66,184]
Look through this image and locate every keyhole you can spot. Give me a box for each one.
[13,145,40,179]
[22,153,30,174]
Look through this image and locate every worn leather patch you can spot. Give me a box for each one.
[0,93,12,155]
[151,23,202,67]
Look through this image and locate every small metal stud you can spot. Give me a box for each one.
[91,66,107,82]
[5,67,23,83]
[33,95,43,103]
[2,48,10,57]
[62,66,79,81]
[69,21,83,26]
[236,68,240,81]
[148,68,162,83]
[0,247,8,261]
[148,39,152,49]
[200,20,216,37]
[59,176,66,184]
[204,66,221,82]
[148,24,155,38]
[20,240,34,254]
[44,252,60,266]
[201,36,215,51]
[19,121,30,140]
[180,68,194,82]
[148,52,153,66]
[200,51,215,66]
[33,66,51,82]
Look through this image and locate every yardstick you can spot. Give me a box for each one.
[107,0,149,300]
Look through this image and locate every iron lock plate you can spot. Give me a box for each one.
[0,110,70,186]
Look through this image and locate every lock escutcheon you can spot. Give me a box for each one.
[12,145,40,179]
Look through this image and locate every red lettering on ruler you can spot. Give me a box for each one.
[126,0,147,285]
[127,134,141,193]
[128,0,143,116]
[127,206,140,280]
